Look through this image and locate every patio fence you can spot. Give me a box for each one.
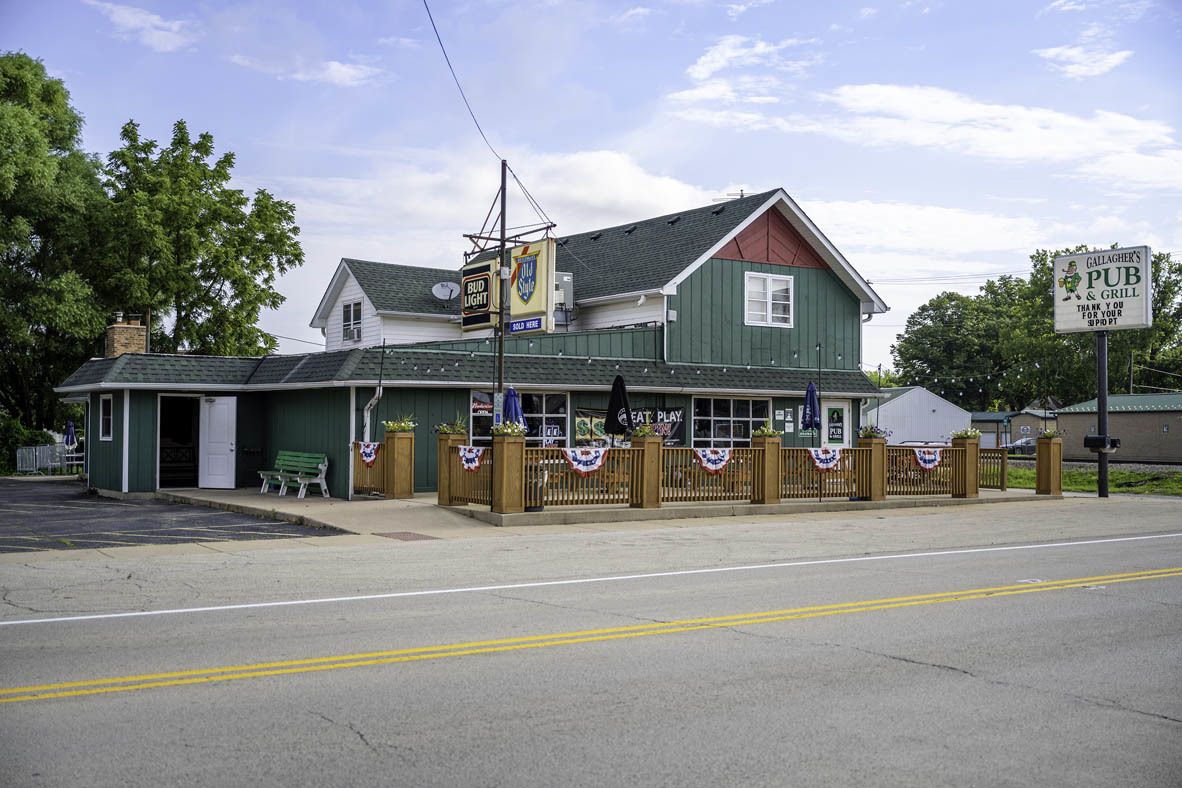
[979,448,1008,491]
[352,442,386,495]
[441,437,1055,514]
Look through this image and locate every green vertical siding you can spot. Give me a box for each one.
[88,391,123,491]
[358,387,469,492]
[668,259,860,370]
[425,327,661,360]
[127,391,157,492]
[236,393,267,486]
[264,388,352,498]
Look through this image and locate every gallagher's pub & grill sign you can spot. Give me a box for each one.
[1053,246,1153,334]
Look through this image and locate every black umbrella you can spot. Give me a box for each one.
[605,375,635,437]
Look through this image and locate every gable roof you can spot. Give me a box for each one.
[471,188,888,312]
[311,259,460,327]
[1057,393,1182,414]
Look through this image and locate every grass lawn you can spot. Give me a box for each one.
[1006,467,1182,495]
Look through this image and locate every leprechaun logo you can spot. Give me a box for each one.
[1058,260,1082,302]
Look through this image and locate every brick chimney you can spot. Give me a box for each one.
[105,313,148,358]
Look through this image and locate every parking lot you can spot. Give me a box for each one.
[0,479,338,553]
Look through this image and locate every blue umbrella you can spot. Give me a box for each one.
[802,382,821,446]
[504,387,526,429]
[63,421,78,451]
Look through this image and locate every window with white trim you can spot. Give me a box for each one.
[745,272,793,327]
[342,301,362,341]
[692,397,771,448]
[100,395,113,441]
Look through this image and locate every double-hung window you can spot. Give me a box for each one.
[342,301,362,341]
[745,272,793,327]
[99,395,113,441]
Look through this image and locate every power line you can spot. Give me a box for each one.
[266,332,323,348]
[422,0,500,161]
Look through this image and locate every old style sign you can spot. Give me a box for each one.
[508,238,556,335]
[1053,246,1152,334]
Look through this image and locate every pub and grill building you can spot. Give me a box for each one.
[57,188,889,498]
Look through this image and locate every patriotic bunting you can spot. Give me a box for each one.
[693,448,732,474]
[561,448,610,476]
[359,442,380,467]
[807,448,842,472]
[912,448,942,471]
[458,445,486,472]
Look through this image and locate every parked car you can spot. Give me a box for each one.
[1006,437,1037,455]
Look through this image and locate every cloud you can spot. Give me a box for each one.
[686,35,818,80]
[726,0,774,19]
[609,6,653,26]
[1076,149,1182,191]
[1032,44,1133,77]
[229,55,382,87]
[82,0,199,52]
[858,7,878,18]
[1033,24,1133,77]
[378,36,421,48]
[1043,0,1090,10]
[667,75,782,104]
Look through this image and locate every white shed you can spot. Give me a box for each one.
[861,386,970,444]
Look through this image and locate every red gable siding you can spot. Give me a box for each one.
[715,207,828,269]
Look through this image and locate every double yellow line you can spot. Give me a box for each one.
[3,567,1178,705]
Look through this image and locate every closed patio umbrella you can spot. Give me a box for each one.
[605,375,635,445]
[63,421,78,451]
[802,382,821,449]
[504,387,526,430]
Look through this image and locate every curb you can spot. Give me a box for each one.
[153,491,353,535]
[444,493,1064,527]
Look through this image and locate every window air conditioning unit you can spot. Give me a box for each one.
[345,327,361,342]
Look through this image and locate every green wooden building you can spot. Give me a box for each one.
[57,188,889,499]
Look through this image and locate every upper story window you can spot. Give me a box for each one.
[745,272,793,328]
[342,301,362,342]
[100,395,113,441]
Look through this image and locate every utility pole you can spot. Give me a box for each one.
[1097,331,1109,498]
[1128,350,1134,394]
[497,159,507,394]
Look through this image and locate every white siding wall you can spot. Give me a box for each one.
[324,277,380,352]
[571,297,665,331]
[865,388,970,444]
[380,316,459,345]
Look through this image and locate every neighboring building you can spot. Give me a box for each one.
[1055,393,1182,463]
[970,409,1058,448]
[57,188,889,498]
[862,387,970,444]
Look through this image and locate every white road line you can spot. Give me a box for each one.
[3,533,1180,628]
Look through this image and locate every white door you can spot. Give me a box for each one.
[822,399,850,448]
[199,396,237,488]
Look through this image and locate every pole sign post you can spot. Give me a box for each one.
[1052,245,1152,498]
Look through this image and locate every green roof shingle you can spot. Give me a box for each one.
[1056,393,1182,414]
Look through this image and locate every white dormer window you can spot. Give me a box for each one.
[342,301,362,342]
[745,272,793,327]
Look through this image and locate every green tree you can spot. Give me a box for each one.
[0,52,108,430]
[101,120,304,355]
[892,246,1181,411]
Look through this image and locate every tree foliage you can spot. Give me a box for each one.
[0,52,304,431]
[892,246,1182,411]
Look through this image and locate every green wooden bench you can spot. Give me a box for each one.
[258,450,330,499]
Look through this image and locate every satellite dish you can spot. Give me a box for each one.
[432,281,461,300]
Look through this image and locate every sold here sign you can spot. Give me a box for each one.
[1053,246,1153,334]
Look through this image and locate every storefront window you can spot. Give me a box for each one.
[692,397,770,448]
[470,390,569,446]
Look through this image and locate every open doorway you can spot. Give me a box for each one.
[159,395,199,488]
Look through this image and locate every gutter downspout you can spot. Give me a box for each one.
[361,342,386,442]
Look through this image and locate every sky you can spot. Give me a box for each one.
[6,0,1182,372]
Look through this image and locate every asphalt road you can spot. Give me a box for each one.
[2,504,1179,787]
[0,479,335,552]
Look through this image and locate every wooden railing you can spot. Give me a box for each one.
[524,447,638,507]
[661,448,763,503]
[886,446,962,496]
[352,443,385,495]
[448,446,492,506]
[781,448,870,500]
[979,448,1008,490]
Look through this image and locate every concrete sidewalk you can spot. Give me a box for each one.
[158,485,1059,537]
